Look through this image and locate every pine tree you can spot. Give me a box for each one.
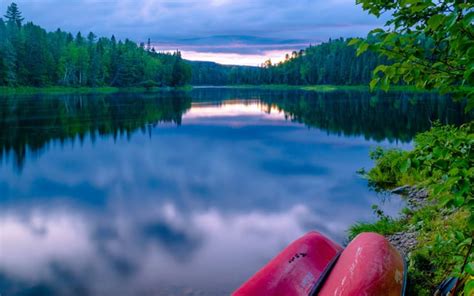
[2,39,17,85]
[4,2,23,27]
[75,32,84,45]
[171,52,183,86]
[0,4,193,87]
[87,32,96,44]
[0,18,6,85]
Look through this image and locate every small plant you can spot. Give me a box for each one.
[348,205,406,240]
[140,80,160,90]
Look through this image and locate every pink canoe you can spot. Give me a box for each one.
[233,232,406,296]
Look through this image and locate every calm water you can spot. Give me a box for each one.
[0,88,471,295]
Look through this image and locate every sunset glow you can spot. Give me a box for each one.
[184,101,285,119]
[165,50,293,66]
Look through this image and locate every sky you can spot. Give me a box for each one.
[1,0,386,66]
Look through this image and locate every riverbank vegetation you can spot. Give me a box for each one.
[349,0,473,294]
[208,84,436,92]
[0,85,192,95]
[1,84,437,96]
[0,3,191,88]
[353,123,473,295]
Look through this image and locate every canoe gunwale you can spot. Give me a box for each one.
[308,250,342,296]
[402,256,408,296]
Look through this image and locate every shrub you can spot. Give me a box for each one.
[360,122,473,295]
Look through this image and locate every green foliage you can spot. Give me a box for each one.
[352,0,474,110]
[366,147,417,188]
[348,219,405,239]
[189,38,387,86]
[407,207,471,294]
[363,123,473,294]
[352,0,474,292]
[0,3,191,88]
[4,2,23,27]
[171,52,192,87]
[368,123,473,206]
[140,80,160,90]
[348,205,406,239]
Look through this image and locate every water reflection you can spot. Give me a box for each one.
[0,204,320,295]
[0,92,191,170]
[0,88,471,295]
[1,89,471,171]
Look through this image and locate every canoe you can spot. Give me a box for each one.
[232,232,342,295]
[233,232,406,296]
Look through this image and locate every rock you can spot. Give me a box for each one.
[402,187,431,211]
[384,186,432,256]
[387,230,419,256]
[391,185,411,195]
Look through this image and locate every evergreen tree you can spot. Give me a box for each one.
[4,2,23,27]
[0,3,192,88]
[2,39,17,85]
[170,51,191,86]
[190,38,387,86]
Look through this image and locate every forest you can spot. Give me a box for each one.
[0,3,192,87]
[189,38,387,86]
[0,3,388,89]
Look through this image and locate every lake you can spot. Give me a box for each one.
[0,88,471,295]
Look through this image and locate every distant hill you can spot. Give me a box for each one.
[186,38,386,86]
[186,60,258,86]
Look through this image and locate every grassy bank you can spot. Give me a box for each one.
[0,86,192,95]
[197,84,474,93]
[351,123,473,295]
[3,85,466,95]
[201,84,435,92]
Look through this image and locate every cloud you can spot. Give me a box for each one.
[3,0,386,63]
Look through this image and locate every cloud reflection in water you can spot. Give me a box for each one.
[1,203,331,295]
[0,97,408,295]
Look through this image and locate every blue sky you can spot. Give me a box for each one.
[2,0,386,65]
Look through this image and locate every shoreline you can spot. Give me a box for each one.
[193,84,434,93]
[1,84,434,95]
[0,86,192,96]
[385,186,430,256]
[4,84,470,96]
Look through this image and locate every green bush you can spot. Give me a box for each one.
[360,122,473,295]
[348,204,406,239]
[140,80,160,90]
[348,219,406,240]
[366,147,415,188]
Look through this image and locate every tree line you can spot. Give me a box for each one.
[0,3,192,87]
[189,38,387,86]
[1,2,387,88]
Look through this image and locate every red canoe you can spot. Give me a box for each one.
[233,232,406,296]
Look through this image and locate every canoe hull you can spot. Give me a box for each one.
[319,232,405,296]
[232,231,342,296]
[233,232,405,296]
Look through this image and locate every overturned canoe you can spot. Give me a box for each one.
[233,232,406,296]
